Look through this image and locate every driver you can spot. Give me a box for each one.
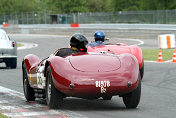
[88,31,105,47]
[54,33,88,57]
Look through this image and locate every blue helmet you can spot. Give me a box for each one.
[94,31,105,42]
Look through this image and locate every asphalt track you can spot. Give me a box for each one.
[0,34,176,118]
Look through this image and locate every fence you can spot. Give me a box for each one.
[1,9,176,24]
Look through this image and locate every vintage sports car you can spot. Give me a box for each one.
[0,29,17,68]
[87,42,144,79]
[22,52,141,109]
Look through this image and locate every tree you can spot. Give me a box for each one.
[0,0,38,14]
[1,0,176,15]
[45,0,88,13]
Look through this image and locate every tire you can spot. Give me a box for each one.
[102,96,112,100]
[22,63,35,101]
[11,58,17,68]
[46,66,63,109]
[123,73,141,108]
[5,62,11,68]
[140,60,144,80]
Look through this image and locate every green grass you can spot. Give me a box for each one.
[142,49,174,61]
[17,43,24,47]
[0,113,8,118]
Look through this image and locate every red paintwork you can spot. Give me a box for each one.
[23,54,40,73]
[23,52,139,98]
[87,44,143,69]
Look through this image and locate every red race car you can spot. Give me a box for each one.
[87,43,144,79]
[22,52,141,109]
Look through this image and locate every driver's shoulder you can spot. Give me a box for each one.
[88,42,98,47]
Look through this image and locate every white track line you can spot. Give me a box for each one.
[119,38,144,46]
[17,42,38,50]
[0,86,88,118]
[3,110,63,117]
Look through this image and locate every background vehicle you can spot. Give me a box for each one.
[87,43,144,79]
[0,29,17,68]
[22,52,141,109]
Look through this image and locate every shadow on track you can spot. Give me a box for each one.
[34,97,137,111]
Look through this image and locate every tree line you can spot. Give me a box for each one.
[0,0,176,14]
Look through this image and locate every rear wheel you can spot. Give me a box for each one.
[140,60,144,80]
[11,58,17,68]
[5,58,17,68]
[22,63,35,101]
[46,66,63,109]
[5,62,10,68]
[122,73,141,108]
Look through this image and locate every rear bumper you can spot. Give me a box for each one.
[63,79,138,98]
[52,71,139,98]
[0,56,17,63]
[0,55,17,58]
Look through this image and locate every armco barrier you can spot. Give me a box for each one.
[1,24,176,39]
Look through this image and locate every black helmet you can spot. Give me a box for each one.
[70,33,88,52]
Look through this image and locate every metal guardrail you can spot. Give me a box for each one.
[15,24,176,30]
[1,24,176,40]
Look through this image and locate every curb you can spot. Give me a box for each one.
[0,86,88,118]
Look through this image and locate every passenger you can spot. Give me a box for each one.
[54,33,88,57]
[88,31,105,47]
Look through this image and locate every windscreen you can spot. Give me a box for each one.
[0,29,8,40]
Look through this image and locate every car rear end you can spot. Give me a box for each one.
[0,29,17,68]
[50,53,139,99]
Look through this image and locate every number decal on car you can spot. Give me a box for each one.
[37,65,46,89]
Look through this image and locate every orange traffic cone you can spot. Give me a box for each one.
[172,50,176,63]
[157,50,164,62]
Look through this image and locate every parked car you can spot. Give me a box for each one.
[0,29,17,68]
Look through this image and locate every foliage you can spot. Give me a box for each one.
[44,0,87,13]
[0,113,8,118]
[0,0,38,14]
[0,0,176,14]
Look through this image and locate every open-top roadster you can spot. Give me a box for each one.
[87,43,144,79]
[22,52,141,109]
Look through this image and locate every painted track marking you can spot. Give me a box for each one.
[17,42,38,50]
[0,86,88,118]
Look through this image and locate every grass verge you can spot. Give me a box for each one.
[17,43,24,47]
[15,43,174,61]
[142,49,174,61]
[0,113,8,118]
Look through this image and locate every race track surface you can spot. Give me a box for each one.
[0,34,175,118]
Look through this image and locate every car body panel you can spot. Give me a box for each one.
[23,52,139,98]
[87,43,143,69]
